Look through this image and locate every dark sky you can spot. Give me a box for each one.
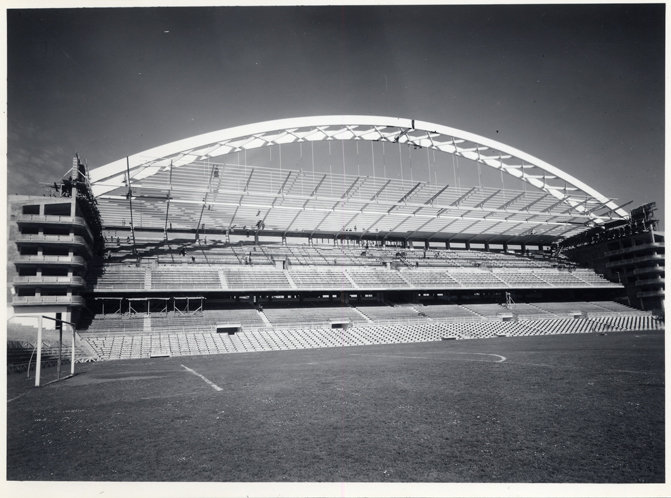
[7,4,665,227]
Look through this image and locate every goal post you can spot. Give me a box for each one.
[35,314,77,387]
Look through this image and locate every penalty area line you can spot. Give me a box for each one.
[181,364,223,392]
[350,352,506,363]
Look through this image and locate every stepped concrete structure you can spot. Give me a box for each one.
[8,116,664,364]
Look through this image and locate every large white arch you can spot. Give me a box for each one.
[88,115,628,223]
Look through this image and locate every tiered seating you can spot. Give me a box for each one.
[347,269,409,288]
[462,303,509,318]
[589,315,664,331]
[331,247,370,267]
[355,305,423,322]
[494,271,548,287]
[478,252,554,269]
[86,335,150,360]
[437,320,537,339]
[572,271,619,286]
[206,309,267,328]
[353,322,446,344]
[289,268,353,288]
[7,341,94,369]
[223,269,292,289]
[263,306,365,327]
[521,318,613,335]
[84,315,145,334]
[532,271,590,286]
[570,302,625,314]
[151,268,221,290]
[151,313,210,333]
[88,265,146,290]
[399,270,461,288]
[448,270,508,287]
[531,302,623,316]
[418,304,481,321]
[83,309,266,335]
[589,301,650,315]
[506,303,556,319]
[80,303,664,361]
[531,302,588,316]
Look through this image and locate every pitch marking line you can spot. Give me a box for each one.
[8,392,31,403]
[453,352,507,363]
[351,352,506,363]
[181,364,223,391]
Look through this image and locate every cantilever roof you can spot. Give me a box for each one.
[90,116,629,245]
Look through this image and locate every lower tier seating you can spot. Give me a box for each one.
[262,306,367,327]
[81,311,664,361]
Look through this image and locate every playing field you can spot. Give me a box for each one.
[6,330,664,482]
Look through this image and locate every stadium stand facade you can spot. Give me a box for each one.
[9,116,664,365]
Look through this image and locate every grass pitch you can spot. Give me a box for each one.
[7,330,664,482]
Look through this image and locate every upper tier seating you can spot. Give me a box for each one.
[289,268,354,288]
[492,271,548,287]
[347,269,409,288]
[531,271,590,286]
[571,271,619,286]
[223,269,292,289]
[88,265,146,290]
[448,269,508,287]
[399,270,461,287]
[151,267,221,290]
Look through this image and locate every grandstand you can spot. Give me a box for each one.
[8,116,664,365]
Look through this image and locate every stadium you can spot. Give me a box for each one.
[7,115,665,484]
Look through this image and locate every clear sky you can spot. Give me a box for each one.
[7,3,665,228]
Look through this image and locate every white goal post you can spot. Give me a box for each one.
[35,314,77,387]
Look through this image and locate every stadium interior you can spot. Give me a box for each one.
[8,116,664,367]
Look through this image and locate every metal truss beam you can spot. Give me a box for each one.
[89,115,629,223]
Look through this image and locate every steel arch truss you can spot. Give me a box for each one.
[89,116,628,243]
